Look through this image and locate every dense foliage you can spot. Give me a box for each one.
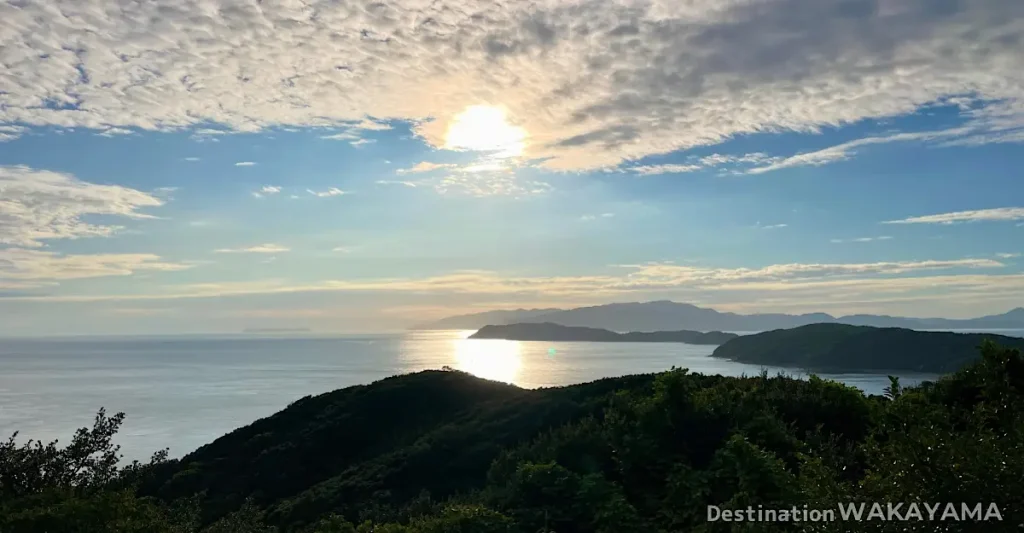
[3,342,1021,532]
[712,323,1024,372]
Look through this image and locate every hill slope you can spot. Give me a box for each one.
[470,322,738,345]
[712,323,1024,372]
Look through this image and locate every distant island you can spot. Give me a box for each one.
[712,323,1024,373]
[414,300,1024,332]
[242,327,312,333]
[469,322,739,345]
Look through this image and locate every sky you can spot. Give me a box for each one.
[1,0,1023,336]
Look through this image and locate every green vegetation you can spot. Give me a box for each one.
[712,323,1024,373]
[470,322,738,345]
[3,342,1022,532]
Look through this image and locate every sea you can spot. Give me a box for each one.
[2,328,1022,462]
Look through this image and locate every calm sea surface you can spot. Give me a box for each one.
[2,329,1021,461]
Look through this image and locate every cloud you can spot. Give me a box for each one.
[332,246,353,253]
[0,165,163,247]
[234,161,257,167]
[0,248,191,282]
[0,125,26,142]
[630,164,703,176]
[629,153,780,176]
[757,223,788,230]
[183,157,200,162]
[375,180,419,188]
[352,119,392,131]
[883,207,1024,225]
[433,173,552,197]
[0,0,1021,170]
[105,307,177,316]
[320,132,360,141]
[831,236,894,243]
[97,127,134,137]
[319,118,392,143]
[397,162,459,174]
[7,256,1007,305]
[581,213,615,221]
[306,187,347,197]
[213,244,290,254]
[996,252,1021,259]
[747,129,971,174]
[252,185,283,198]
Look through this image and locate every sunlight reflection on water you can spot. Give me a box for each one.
[453,337,522,383]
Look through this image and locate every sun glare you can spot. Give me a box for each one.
[453,337,523,384]
[444,105,527,158]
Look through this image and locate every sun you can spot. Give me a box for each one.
[444,105,527,158]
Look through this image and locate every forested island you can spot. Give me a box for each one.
[3,342,1022,532]
[712,323,1024,373]
[470,322,739,345]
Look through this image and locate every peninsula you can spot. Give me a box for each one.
[711,323,1024,373]
[469,322,739,345]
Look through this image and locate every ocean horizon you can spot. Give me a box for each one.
[2,328,1021,462]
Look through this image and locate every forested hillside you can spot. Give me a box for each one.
[3,342,1022,532]
[712,323,1024,372]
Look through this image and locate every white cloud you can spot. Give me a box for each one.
[0,0,1021,170]
[320,132,360,141]
[0,248,191,282]
[376,180,419,188]
[434,173,552,197]
[97,127,134,137]
[252,185,282,198]
[996,252,1021,259]
[883,207,1024,225]
[396,162,459,174]
[213,244,290,254]
[183,157,200,162]
[306,187,347,197]
[349,139,375,147]
[630,164,703,176]
[332,246,353,253]
[353,119,392,131]
[629,153,779,175]
[4,256,1014,306]
[0,165,163,247]
[0,125,26,142]
[747,128,970,174]
[831,236,894,243]
[234,161,257,167]
[758,223,787,230]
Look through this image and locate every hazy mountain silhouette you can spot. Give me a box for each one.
[414,300,1024,332]
[470,322,738,345]
[411,308,564,330]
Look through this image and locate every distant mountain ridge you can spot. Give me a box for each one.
[412,308,564,330]
[413,300,1024,332]
[469,322,738,345]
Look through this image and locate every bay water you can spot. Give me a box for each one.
[2,329,1019,461]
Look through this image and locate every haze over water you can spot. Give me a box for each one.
[3,329,1020,462]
